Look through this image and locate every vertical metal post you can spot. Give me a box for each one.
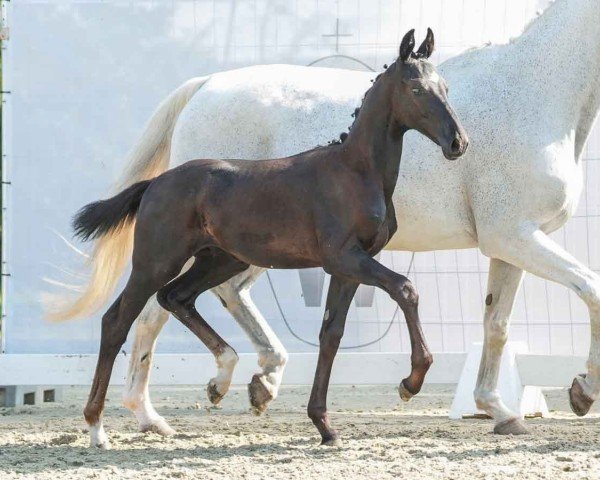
[1,0,10,354]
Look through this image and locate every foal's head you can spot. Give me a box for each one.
[387,28,468,160]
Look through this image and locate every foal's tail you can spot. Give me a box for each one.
[46,75,208,322]
[72,180,152,243]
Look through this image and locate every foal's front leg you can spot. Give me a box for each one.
[327,248,432,395]
[308,247,432,445]
[307,276,359,445]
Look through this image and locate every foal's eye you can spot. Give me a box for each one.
[412,88,422,95]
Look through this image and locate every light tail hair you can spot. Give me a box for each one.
[46,76,209,321]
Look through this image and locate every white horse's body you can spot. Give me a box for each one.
[68,0,600,445]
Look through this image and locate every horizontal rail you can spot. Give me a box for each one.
[0,352,466,386]
[0,353,587,388]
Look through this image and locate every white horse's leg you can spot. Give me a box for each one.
[122,295,176,436]
[212,266,288,414]
[474,258,527,434]
[483,228,600,422]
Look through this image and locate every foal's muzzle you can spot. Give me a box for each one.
[442,133,469,160]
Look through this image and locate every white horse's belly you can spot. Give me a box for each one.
[465,131,583,239]
[388,191,477,251]
[386,132,477,251]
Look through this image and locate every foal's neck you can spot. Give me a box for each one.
[343,76,404,202]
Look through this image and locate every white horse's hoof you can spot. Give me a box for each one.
[398,381,414,402]
[569,374,595,417]
[139,417,176,437]
[493,417,529,435]
[207,379,226,405]
[248,374,275,415]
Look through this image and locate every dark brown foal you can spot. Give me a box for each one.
[73,28,468,448]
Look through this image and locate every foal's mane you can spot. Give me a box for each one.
[326,54,427,147]
[325,62,392,147]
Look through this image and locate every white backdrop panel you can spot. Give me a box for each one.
[3,0,597,356]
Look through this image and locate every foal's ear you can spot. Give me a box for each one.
[416,28,435,59]
[399,29,416,62]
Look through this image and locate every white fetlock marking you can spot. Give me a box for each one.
[89,422,110,449]
[212,273,289,404]
[211,347,239,395]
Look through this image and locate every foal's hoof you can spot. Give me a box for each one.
[320,435,343,447]
[248,374,274,415]
[139,417,176,437]
[398,379,415,402]
[493,417,529,435]
[207,380,225,406]
[569,374,595,417]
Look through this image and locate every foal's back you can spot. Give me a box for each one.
[136,147,349,269]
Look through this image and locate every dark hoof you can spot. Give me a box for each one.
[248,375,274,415]
[569,374,595,417]
[398,379,416,402]
[207,381,225,405]
[320,435,343,447]
[493,417,529,435]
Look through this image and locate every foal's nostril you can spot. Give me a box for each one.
[451,138,462,154]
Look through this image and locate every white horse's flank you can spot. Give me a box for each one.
[56,0,600,445]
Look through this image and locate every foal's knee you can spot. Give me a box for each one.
[319,312,345,351]
[394,279,419,310]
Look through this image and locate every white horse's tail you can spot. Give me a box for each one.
[47,76,209,322]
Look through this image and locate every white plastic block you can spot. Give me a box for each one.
[449,342,548,419]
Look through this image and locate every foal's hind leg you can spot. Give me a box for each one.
[84,263,184,449]
[157,250,250,404]
[212,266,288,414]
